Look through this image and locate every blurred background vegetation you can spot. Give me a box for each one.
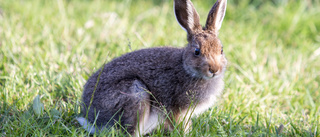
[0,0,319,136]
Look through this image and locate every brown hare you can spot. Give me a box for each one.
[77,0,228,136]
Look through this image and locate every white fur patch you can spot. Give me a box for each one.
[77,117,96,134]
[136,109,163,136]
[186,1,194,30]
[215,0,227,31]
[142,111,161,134]
[193,77,224,115]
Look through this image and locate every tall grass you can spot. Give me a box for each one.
[0,0,319,136]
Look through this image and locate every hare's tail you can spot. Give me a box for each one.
[77,117,98,134]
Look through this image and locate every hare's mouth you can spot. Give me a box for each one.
[203,70,221,80]
[183,64,220,79]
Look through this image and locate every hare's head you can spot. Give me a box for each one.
[175,0,228,79]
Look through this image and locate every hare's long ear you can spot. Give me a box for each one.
[205,0,227,34]
[174,0,202,34]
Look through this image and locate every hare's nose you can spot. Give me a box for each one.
[208,68,215,77]
[209,69,214,74]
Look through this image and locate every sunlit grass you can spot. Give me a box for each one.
[0,0,319,136]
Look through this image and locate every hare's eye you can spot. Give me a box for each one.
[194,48,200,56]
[221,47,223,54]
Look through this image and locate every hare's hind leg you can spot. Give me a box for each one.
[127,80,162,136]
[120,80,151,136]
[80,79,152,135]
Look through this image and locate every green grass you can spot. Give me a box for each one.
[1,0,320,136]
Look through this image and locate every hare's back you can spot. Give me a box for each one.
[83,47,184,94]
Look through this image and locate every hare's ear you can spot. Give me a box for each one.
[205,0,227,34]
[174,0,202,34]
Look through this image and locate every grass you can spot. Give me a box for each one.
[1,0,320,136]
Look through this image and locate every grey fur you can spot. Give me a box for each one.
[78,0,228,135]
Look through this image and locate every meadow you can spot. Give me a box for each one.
[0,0,320,136]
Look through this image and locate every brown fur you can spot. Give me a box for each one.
[191,30,224,74]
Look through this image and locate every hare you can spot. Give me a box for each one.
[77,0,228,136]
